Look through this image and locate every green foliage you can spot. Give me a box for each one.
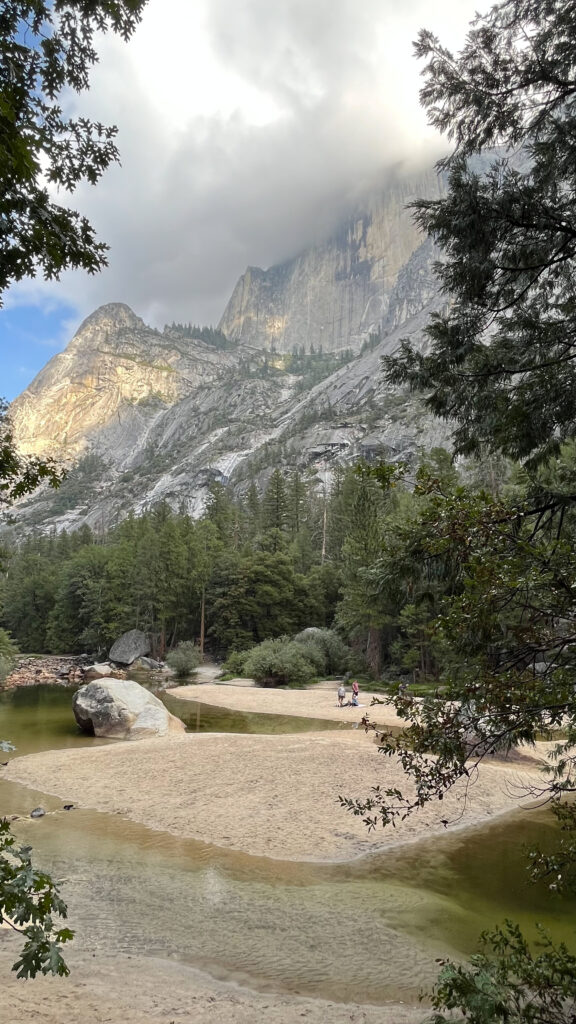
[207,548,321,653]
[238,628,351,686]
[261,468,289,538]
[384,0,576,467]
[293,628,350,676]
[42,452,108,515]
[528,803,576,897]
[359,329,382,353]
[425,921,576,1024]
[0,818,73,978]
[165,640,202,679]
[0,0,147,301]
[222,648,251,677]
[336,467,392,676]
[242,636,316,687]
[342,471,576,828]
[289,347,355,391]
[164,323,235,349]
[0,627,19,683]
[374,4,576,1014]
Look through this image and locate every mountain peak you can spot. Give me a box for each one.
[76,303,145,335]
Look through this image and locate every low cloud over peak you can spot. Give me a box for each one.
[8,0,480,332]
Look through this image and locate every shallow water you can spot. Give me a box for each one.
[1,685,575,1004]
[163,689,346,734]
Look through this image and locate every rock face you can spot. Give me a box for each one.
[9,303,247,462]
[219,171,443,354]
[8,171,451,534]
[72,678,186,740]
[109,630,151,666]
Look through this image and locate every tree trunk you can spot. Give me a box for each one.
[366,626,381,678]
[199,586,205,655]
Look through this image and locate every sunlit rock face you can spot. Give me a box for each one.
[9,173,450,535]
[219,168,443,354]
[9,303,242,462]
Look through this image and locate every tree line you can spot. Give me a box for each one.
[0,461,398,666]
[0,447,553,685]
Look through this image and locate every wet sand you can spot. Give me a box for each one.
[0,946,424,1024]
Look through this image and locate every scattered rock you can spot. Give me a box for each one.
[109,630,151,666]
[73,678,185,740]
[3,655,86,690]
[63,804,75,811]
[30,807,46,818]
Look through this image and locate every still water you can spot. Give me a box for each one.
[1,685,575,1004]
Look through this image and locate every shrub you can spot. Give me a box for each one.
[222,649,251,676]
[0,629,19,684]
[293,628,350,676]
[242,637,316,687]
[165,641,202,679]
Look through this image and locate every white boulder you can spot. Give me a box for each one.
[73,678,185,740]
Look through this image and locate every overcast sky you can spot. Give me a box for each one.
[2,0,481,398]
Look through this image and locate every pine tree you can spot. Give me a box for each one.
[385,0,576,467]
[336,472,387,675]
[262,469,289,539]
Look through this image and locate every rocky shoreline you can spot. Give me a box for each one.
[2,655,90,690]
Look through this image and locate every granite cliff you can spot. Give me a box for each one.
[219,169,442,354]
[9,173,448,533]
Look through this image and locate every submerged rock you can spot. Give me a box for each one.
[109,630,150,666]
[73,678,185,740]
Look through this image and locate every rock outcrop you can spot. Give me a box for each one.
[72,678,186,740]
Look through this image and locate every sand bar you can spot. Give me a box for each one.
[2,726,542,861]
[170,679,409,726]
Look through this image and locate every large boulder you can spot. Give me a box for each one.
[109,629,150,666]
[72,678,186,740]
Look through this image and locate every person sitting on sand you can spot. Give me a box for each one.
[337,684,346,707]
[350,692,359,706]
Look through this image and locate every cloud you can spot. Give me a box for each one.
[8,0,481,333]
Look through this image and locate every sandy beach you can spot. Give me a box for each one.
[2,695,542,860]
[0,682,547,1023]
[170,679,409,726]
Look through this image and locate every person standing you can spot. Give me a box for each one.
[352,679,359,701]
[337,684,346,707]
